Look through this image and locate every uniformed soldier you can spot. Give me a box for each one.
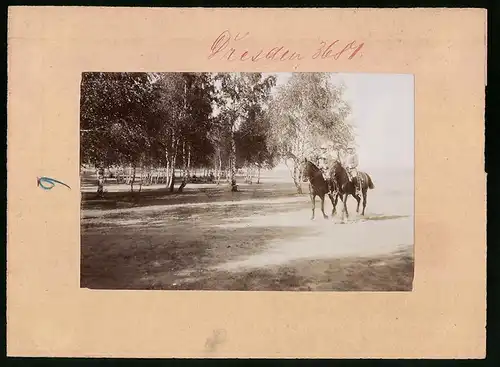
[344,145,361,195]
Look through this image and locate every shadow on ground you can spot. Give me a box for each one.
[81,181,304,211]
[81,180,414,291]
[81,222,315,290]
[359,214,410,222]
[167,247,414,291]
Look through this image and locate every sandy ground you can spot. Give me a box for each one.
[81,170,414,291]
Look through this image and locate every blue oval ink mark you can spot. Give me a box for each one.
[37,177,71,190]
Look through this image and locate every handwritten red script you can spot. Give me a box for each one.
[208,30,364,63]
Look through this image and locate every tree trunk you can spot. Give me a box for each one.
[285,158,303,194]
[178,141,188,193]
[169,140,178,193]
[292,178,303,194]
[178,177,187,192]
[293,162,303,194]
[229,132,238,192]
[187,144,192,177]
[168,160,176,192]
[181,140,186,176]
[257,166,261,184]
[130,166,136,193]
[125,165,133,185]
[96,167,104,197]
[147,167,153,186]
[216,152,222,185]
[165,161,170,188]
[245,166,253,184]
[138,166,143,193]
[166,134,178,191]
[213,156,218,184]
[169,166,176,192]
[166,155,172,188]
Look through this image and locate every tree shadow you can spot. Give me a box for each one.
[81,199,308,226]
[81,181,303,211]
[80,222,315,290]
[358,214,410,222]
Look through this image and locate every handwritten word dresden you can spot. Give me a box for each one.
[37,176,71,191]
[208,30,364,63]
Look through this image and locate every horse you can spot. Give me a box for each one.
[330,160,375,219]
[301,158,336,220]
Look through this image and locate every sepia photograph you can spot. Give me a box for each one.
[80,72,414,291]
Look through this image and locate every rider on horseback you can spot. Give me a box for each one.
[344,144,361,195]
[318,143,330,176]
[317,142,335,190]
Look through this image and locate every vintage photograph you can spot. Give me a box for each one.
[80,72,414,291]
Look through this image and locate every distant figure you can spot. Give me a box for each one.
[96,168,105,197]
[343,145,360,195]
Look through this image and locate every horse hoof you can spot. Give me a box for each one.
[323,215,329,220]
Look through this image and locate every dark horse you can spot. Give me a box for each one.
[331,160,375,219]
[301,158,336,220]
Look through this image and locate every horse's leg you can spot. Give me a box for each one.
[362,189,367,216]
[320,194,328,219]
[342,193,349,220]
[328,192,336,218]
[310,193,316,220]
[354,193,361,214]
[333,192,339,216]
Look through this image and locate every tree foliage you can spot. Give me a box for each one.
[267,72,354,192]
[80,72,352,194]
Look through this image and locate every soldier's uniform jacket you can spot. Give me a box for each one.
[344,153,359,169]
[318,154,329,171]
[343,151,359,185]
[318,150,336,173]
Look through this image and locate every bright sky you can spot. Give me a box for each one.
[267,72,414,171]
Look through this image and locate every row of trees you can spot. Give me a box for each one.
[80,72,354,194]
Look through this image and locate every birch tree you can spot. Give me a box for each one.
[150,73,189,191]
[80,72,156,193]
[212,72,276,191]
[267,72,354,193]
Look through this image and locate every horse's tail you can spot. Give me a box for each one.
[366,174,375,189]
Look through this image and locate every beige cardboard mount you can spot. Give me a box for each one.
[7,7,486,358]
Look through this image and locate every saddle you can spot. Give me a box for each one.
[347,168,362,191]
[319,168,336,193]
[346,167,357,178]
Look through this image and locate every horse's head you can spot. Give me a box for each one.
[301,158,321,181]
[332,159,343,174]
[331,159,351,188]
[301,158,311,178]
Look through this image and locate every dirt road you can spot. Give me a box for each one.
[81,171,414,291]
